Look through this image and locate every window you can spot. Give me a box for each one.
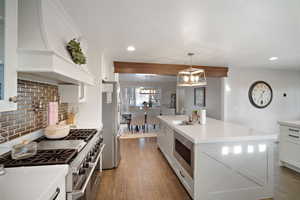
[121,87,161,107]
[135,87,161,107]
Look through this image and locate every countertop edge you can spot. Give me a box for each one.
[278,121,300,129]
[158,116,278,144]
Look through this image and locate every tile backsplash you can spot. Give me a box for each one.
[0,79,68,144]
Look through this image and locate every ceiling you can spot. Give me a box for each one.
[61,0,300,69]
[119,74,176,83]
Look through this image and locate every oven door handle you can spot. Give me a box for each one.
[69,144,105,200]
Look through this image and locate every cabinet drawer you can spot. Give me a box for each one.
[173,159,194,196]
[48,176,66,200]
[280,126,300,144]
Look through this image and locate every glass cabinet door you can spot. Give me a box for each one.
[0,0,17,112]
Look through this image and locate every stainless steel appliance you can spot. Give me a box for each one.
[173,131,194,178]
[0,129,104,200]
[102,81,121,169]
[67,130,104,200]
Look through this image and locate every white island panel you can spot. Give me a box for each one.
[157,115,276,200]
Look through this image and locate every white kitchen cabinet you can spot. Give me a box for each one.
[172,157,194,195]
[157,122,163,149]
[279,125,300,172]
[101,53,118,87]
[165,124,174,158]
[0,165,68,200]
[0,0,18,112]
[157,122,174,164]
[101,53,113,82]
[48,177,66,200]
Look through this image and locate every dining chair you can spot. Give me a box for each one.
[147,116,160,132]
[130,116,146,133]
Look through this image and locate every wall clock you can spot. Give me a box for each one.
[248,81,273,109]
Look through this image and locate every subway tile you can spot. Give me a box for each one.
[0,79,68,144]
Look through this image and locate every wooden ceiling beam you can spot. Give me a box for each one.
[114,61,228,77]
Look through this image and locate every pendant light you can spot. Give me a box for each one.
[177,53,207,87]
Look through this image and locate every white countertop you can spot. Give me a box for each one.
[158,115,277,144]
[278,120,300,128]
[0,165,68,200]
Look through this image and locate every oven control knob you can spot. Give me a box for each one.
[79,168,86,175]
[86,156,92,162]
[83,162,89,168]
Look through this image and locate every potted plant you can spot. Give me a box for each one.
[66,38,87,65]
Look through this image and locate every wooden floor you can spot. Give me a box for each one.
[96,137,191,200]
[96,138,300,200]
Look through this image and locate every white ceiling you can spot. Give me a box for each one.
[61,0,300,69]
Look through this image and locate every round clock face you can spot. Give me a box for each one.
[248,81,273,108]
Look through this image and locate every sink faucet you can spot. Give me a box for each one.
[0,164,5,176]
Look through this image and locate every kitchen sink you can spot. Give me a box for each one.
[172,120,195,126]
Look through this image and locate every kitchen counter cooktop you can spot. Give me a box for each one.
[0,165,68,200]
[278,120,300,128]
[158,115,277,144]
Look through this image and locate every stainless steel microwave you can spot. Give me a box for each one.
[173,131,194,178]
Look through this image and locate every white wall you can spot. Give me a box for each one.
[58,0,105,129]
[206,78,222,120]
[75,45,103,129]
[101,52,116,82]
[180,78,223,120]
[224,68,300,134]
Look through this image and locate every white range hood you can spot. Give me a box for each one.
[17,0,95,86]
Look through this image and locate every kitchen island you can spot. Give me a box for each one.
[157,115,277,200]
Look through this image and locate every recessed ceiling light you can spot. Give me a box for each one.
[127,46,135,51]
[269,57,278,61]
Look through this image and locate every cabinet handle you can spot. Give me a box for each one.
[50,188,60,200]
[179,170,185,178]
[9,96,17,103]
[288,134,300,139]
[289,128,299,133]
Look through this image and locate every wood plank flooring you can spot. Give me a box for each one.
[96,137,191,200]
[96,138,300,200]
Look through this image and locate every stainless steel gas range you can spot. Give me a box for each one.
[0,129,105,200]
[66,129,104,200]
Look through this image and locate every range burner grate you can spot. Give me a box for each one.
[65,129,98,142]
[0,149,77,168]
[35,129,98,143]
